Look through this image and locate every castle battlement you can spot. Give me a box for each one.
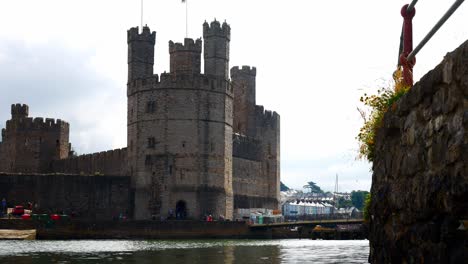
[6,116,69,132]
[231,66,257,77]
[11,103,29,118]
[255,105,279,129]
[169,38,202,53]
[203,20,230,40]
[127,26,156,44]
[232,133,261,161]
[127,73,233,96]
[53,147,127,176]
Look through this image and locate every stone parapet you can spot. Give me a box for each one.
[368,40,468,264]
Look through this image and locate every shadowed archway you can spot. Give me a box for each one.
[175,200,187,219]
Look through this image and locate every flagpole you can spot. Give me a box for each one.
[141,0,144,31]
[186,0,188,38]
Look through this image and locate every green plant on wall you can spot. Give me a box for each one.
[357,67,410,162]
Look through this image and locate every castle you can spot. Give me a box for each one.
[0,20,280,220]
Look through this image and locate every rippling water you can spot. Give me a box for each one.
[0,239,369,263]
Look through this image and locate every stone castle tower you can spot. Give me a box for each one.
[0,19,280,221]
[0,104,70,173]
[127,21,234,220]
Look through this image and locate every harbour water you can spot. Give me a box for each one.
[0,239,369,263]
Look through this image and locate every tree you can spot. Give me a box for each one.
[351,190,370,210]
[280,182,290,192]
[303,181,324,194]
[336,197,353,208]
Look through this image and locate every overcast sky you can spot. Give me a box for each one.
[0,1,466,192]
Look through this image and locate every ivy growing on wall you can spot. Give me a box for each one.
[357,67,410,162]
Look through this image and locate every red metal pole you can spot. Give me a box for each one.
[400,4,416,86]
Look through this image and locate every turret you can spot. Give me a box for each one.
[11,103,29,119]
[169,38,202,76]
[231,66,257,136]
[203,20,230,79]
[127,26,156,82]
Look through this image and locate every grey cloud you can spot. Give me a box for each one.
[0,39,126,154]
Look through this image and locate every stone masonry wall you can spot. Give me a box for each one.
[369,41,468,263]
[0,173,131,220]
[51,148,128,176]
[0,104,70,173]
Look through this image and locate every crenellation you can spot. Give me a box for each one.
[127,26,156,82]
[255,105,280,129]
[127,26,156,44]
[7,116,70,131]
[231,66,256,76]
[11,103,29,119]
[203,20,230,79]
[52,147,128,176]
[203,20,231,40]
[169,38,202,75]
[169,38,202,53]
[127,74,233,97]
[232,134,261,161]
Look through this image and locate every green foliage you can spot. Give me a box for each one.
[351,190,370,210]
[303,181,324,194]
[357,68,410,162]
[363,193,371,222]
[336,197,353,208]
[280,181,290,192]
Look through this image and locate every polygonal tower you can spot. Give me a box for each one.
[169,38,202,76]
[126,21,234,220]
[126,25,157,219]
[231,66,257,136]
[203,20,230,79]
[127,26,156,82]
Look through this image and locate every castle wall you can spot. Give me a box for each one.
[368,41,467,263]
[254,106,281,209]
[0,104,70,173]
[232,112,280,210]
[51,148,128,176]
[230,63,281,211]
[0,173,131,220]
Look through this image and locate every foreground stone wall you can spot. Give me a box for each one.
[0,173,131,220]
[369,41,468,263]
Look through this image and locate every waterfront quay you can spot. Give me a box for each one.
[0,218,366,240]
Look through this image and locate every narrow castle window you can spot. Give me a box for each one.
[146,101,156,113]
[148,137,156,148]
[145,155,152,165]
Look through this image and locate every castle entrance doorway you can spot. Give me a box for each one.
[175,200,187,219]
